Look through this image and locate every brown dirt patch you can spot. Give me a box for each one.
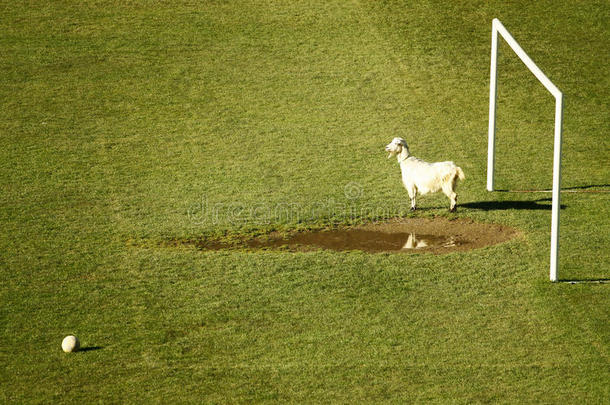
[173,217,520,254]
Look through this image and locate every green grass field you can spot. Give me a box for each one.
[1,0,608,402]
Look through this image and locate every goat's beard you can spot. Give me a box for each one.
[387,152,394,159]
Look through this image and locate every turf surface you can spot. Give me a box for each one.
[1,0,608,402]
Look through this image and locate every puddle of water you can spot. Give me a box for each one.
[161,218,518,254]
[195,230,469,253]
[250,230,465,253]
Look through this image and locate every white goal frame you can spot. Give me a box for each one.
[487,18,563,282]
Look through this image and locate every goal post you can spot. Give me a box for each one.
[487,18,563,282]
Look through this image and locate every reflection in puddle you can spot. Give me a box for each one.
[196,229,468,253]
[402,233,457,250]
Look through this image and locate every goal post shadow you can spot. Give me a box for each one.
[486,18,563,282]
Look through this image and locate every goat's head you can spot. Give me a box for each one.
[385,137,409,159]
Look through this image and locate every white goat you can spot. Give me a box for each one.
[385,137,465,212]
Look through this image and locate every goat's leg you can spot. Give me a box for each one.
[449,194,457,212]
[442,184,457,212]
[407,187,417,211]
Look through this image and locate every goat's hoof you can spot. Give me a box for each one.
[449,207,457,213]
[410,207,416,211]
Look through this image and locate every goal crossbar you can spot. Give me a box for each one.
[487,18,563,282]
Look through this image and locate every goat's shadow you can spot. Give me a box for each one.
[461,198,566,211]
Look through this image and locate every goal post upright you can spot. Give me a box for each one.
[549,94,563,282]
[487,20,498,192]
[486,18,563,282]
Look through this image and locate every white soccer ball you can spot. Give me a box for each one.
[61,335,80,353]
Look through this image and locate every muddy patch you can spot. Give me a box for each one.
[166,217,519,254]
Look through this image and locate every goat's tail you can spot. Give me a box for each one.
[456,167,465,181]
